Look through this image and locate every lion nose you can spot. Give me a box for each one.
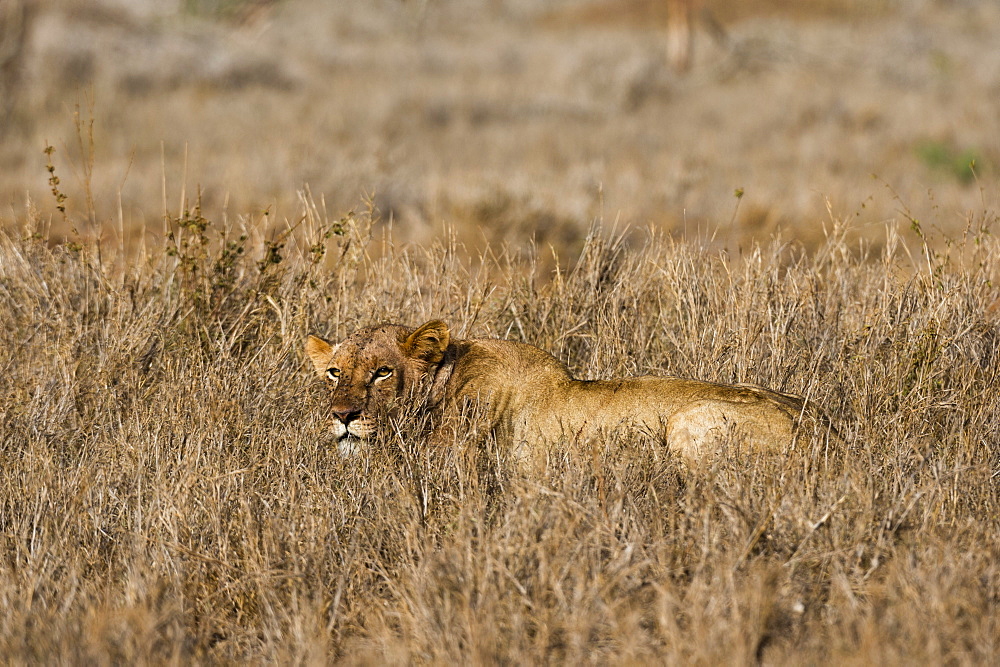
[332,407,361,424]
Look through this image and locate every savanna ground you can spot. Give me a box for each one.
[2,198,1000,663]
[2,0,1000,663]
[2,0,999,253]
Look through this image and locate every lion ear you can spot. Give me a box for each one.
[305,335,334,376]
[405,320,450,364]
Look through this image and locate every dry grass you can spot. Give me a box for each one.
[1,188,998,662]
[4,0,999,258]
[3,2,998,662]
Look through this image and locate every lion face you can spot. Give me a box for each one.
[305,321,450,453]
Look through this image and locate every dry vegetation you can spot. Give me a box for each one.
[1,185,999,661]
[3,0,1000,256]
[2,0,999,662]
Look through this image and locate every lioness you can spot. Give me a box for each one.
[305,320,813,463]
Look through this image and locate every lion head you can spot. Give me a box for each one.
[305,320,451,453]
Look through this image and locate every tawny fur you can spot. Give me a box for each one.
[306,320,813,464]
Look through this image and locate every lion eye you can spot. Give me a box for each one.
[373,366,393,380]
[326,368,340,381]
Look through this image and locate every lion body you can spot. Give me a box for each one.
[306,320,810,462]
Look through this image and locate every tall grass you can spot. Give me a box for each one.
[1,197,998,662]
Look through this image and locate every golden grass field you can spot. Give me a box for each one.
[1,0,999,663]
[3,0,999,255]
[2,199,999,662]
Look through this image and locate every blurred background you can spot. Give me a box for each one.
[1,0,998,258]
